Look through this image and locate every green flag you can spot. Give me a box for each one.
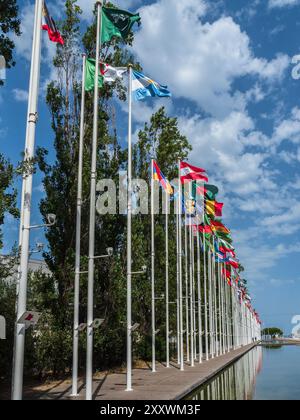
[101,6,141,44]
[85,58,104,92]
[204,184,219,201]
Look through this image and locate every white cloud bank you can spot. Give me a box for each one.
[134,0,289,118]
[269,0,300,8]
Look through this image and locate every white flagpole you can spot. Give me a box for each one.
[11,0,43,400]
[184,220,190,362]
[178,161,184,371]
[126,64,133,391]
[192,230,196,359]
[188,198,194,367]
[86,0,102,401]
[165,193,170,368]
[176,207,180,365]
[213,243,218,356]
[71,54,86,397]
[196,228,202,363]
[151,158,156,373]
[202,231,208,360]
[208,238,213,358]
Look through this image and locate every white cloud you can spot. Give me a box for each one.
[13,1,35,62]
[273,107,300,146]
[12,88,29,102]
[269,0,300,8]
[177,110,275,197]
[235,232,300,281]
[134,0,289,118]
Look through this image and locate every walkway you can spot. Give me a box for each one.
[23,344,256,400]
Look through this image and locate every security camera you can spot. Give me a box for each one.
[46,214,57,226]
[106,247,113,257]
[141,265,147,273]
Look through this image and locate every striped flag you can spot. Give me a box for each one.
[180,162,208,183]
[42,1,64,45]
[153,161,173,195]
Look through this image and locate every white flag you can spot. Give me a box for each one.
[101,63,127,83]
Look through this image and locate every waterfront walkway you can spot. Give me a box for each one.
[23,344,255,400]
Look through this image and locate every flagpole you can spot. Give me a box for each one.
[178,161,184,371]
[188,193,194,367]
[226,266,230,352]
[219,259,223,355]
[196,229,202,363]
[86,0,102,401]
[165,194,170,368]
[208,238,213,358]
[184,220,190,362]
[176,207,180,365]
[71,54,86,397]
[212,243,218,357]
[202,231,208,360]
[11,0,43,400]
[192,231,196,359]
[151,158,156,373]
[126,64,133,391]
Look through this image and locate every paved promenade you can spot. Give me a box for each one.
[23,344,255,400]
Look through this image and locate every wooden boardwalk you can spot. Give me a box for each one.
[23,344,256,400]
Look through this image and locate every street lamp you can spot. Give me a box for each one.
[92,248,114,260]
[25,213,57,230]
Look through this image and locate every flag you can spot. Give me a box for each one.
[100,63,127,82]
[102,7,141,44]
[216,230,233,244]
[153,161,173,195]
[210,220,230,234]
[222,268,232,286]
[196,224,213,234]
[85,59,127,92]
[42,2,64,45]
[132,70,171,100]
[205,200,223,217]
[85,59,104,91]
[197,184,219,200]
[180,162,208,183]
[218,237,234,251]
[226,257,239,269]
[219,246,235,258]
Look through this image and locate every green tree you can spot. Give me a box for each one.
[0,154,18,381]
[28,0,193,376]
[262,327,283,338]
[0,0,21,85]
[0,154,18,278]
[32,0,139,375]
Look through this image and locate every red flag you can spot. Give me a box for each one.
[197,224,213,234]
[226,258,239,269]
[180,161,208,183]
[210,220,230,234]
[42,2,64,45]
[219,246,236,258]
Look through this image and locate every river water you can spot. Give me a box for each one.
[186,345,300,400]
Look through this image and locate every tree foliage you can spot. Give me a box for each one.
[262,327,283,337]
[0,0,21,85]
[15,0,193,377]
[0,153,18,381]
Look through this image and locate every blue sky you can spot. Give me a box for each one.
[1,0,300,333]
